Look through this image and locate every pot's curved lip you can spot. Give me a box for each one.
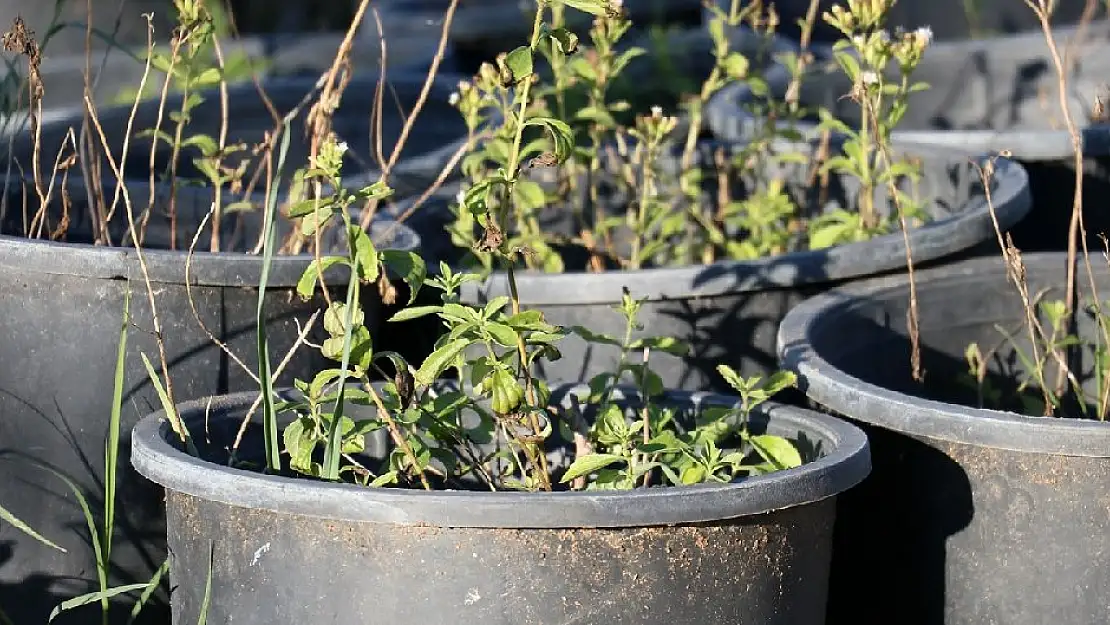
[706,27,1110,161]
[464,142,1031,305]
[0,217,420,288]
[131,387,871,528]
[777,252,1110,456]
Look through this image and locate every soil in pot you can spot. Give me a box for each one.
[130,384,870,625]
[0,176,418,625]
[708,23,1110,253]
[777,252,1110,625]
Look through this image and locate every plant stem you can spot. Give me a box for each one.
[499,4,552,491]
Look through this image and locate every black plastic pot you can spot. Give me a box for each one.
[0,178,418,624]
[435,0,706,74]
[706,23,1110,253]
[131,384,870,625]
[13,71,469,200]
[777,252,1110,625]
[460,141,1031,393]
[707,0,1109,44]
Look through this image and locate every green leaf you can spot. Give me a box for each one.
[723,52,749,79]
[191,67,223,88]
[351,228,380,283]
[181,134,218,155]
[523,116,574,165]
[487,368,525,414]
[547,27,579,54]
[559,0,612,16]
[716,364,747,394]
[757,371,797,400]
[486,322,520,348]
[0,502,65,552]
[381,250,426,304]
[629,336,690,356]
[49,584,152,622]
[287,197,334,218]
[560,453,626,483]
[504,46,534,83]
[296,256,346,299]
[389,306,442,323]
[749,434,803,471]
[570,325,622,347]
[809,222,853,250]
[415,338,469,385]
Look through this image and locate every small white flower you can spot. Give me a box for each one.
[336,141,349,154]
[611,0,623,9]
[448,92,460,106]
[455,188,466,205]
[651,105,663,118]
[860,70,880,85]
[914,26,933,46]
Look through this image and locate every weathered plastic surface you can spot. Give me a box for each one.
[706,0,1109,44]
[706,24,1110,252]
[0,179,418,624]
[778,252,1110,625]
[458,141,1030,393]
[131,386,870,625]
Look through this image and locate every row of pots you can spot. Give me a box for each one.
[2,20,1109,625]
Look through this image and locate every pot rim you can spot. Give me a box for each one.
[131,385,871,528]
[464,142,1030,304]
[777,251,1110,456]
[706,26,1110,162]
[0,178,421,287]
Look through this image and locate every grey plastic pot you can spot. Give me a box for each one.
[10,71,469,200]
[703,0,1108,44]
[0,177,418,625]
[460,141,1031,393]
[777,252,1110,625]
[130,384,870,625]
[706,23,1110,253]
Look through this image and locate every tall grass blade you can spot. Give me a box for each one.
[48,584,151,623]
[197,543,215,625]
[257,119,294,472]
[37,466,106,623]
[128,558,170,624]
[104,287,131,568]
[0,501,65,551]
[322,214,361,480]
[140,352,197,456]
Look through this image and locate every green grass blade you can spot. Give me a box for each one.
[0,501,65,551]
[104,287,131,569]
[128,557,170,625]
[322,272,360,480]
[37,466,107,621]
[257,120,294,472]
[197,543,215,625]
[140,353,197,457]
[48,584,151,623]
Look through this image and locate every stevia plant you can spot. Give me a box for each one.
[808,0,932,247]
[443,0,933,276]
[271,0,803,492]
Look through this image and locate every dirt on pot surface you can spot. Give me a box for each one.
[166,490,833,625]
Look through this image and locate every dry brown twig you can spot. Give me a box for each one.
[1024,0,1102,400]
[83,14,188,441]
